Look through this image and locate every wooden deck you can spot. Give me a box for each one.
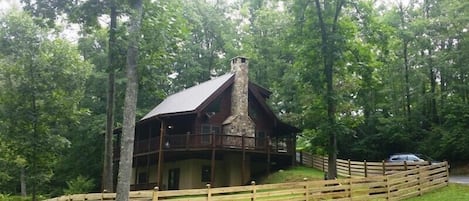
[114,133,294,159]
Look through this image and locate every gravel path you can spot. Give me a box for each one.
[449,176,469,184]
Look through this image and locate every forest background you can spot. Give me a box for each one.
[0,0,468,198]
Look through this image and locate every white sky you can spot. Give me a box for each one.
[0,0,412,42]
[0,0,411,12]
[0,0,21,14]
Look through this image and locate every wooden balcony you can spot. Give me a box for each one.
[114,134,293,159]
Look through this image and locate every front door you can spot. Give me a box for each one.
[168,168,180,190]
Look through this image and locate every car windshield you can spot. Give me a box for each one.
[389,154,427,162]
[415,154,434,161]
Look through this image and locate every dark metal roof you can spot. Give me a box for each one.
[139,72,300,134]
[141,73,235,121]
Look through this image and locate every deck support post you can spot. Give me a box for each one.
[135,161,139,187]
[291,134,296,166]
[210,131,216,186]
[156,120,165,188]
[242,134,246,184]
[266,136,271,175]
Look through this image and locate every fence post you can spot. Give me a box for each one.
[382,160,386,176]
[404,161,408,171]
[251,181,256,201]
[152,186,159,201]
[322,156,325,171]
[309,154,319,169]
[417,165,422,196]
[386,176,390,200]
[348,159,351,178]
[206,183,211,201]
[101,189,107,201]
[303,178,309,201]
[364,160,368,177]
[445,161,450,185]
[311,154,314,168]
[300,151,303,165]
[349,179,352,199]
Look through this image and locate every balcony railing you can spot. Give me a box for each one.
[114,133,293,158]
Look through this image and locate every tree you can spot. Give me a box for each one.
[103,0,118,192]
[169,0,235,92]
[0,11,92,200]
[313,0,346,180]
[115,0,144,200]
[20,0,126,192]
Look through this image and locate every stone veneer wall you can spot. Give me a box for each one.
[223,57,255,146]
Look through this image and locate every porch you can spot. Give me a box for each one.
[114,133,294,159]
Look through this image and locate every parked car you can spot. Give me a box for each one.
[387,153,438,164]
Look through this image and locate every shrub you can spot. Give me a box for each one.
[63,176,95,195]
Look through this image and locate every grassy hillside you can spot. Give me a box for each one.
[258,166,325,184]
[406,184,469,201]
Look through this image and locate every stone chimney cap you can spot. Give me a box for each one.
[231,56,248,64]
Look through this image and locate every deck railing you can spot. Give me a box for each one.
[115,134,292,158]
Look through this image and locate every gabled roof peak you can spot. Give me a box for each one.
[140,73,234,121]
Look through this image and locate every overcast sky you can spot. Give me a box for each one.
[0,0,21,14]
[0,0,411,14]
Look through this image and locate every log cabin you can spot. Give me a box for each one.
[114,56,299,190]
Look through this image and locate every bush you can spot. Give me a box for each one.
[63,176,95,195]
[0,194,32,201]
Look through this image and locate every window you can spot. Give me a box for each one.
[137,172,148,184]
[250,105,259,120]
[256,131,266,147]
[201,124,220,144]
[206,98,221,113]
[201,165,211,182]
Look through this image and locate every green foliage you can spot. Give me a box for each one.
[1,0,469,197]
[0,11,92,197]
[0,194,31,201]
[137,0,189,115]
[168,0,235,94]
[63,176,95,195]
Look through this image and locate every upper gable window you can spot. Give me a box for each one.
[206,97,221,113]
[249,104,259,120]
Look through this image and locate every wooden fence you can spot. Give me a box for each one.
[298,152,438,178]
[46,156,449,201]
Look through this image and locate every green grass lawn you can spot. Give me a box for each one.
[260,166,467,201]
[405,184,469,201]
[258,166,325,184]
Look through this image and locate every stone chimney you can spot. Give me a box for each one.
[223,57,255,139]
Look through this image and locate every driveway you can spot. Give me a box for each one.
[449,176,469,184]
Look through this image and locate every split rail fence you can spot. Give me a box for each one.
[297,152,439,178]
[47,153,449,201]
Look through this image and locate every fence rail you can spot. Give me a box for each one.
[298,152,438,178]
[47,153,449,201]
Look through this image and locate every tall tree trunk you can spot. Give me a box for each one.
[398,3,411,119]
[428,50,437,123]
[20,167,26,197]
[314,0,344,180]
[102,0,118,193]
[116,0,143,200]
[403,40,411,119]
[29,60,38,201]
